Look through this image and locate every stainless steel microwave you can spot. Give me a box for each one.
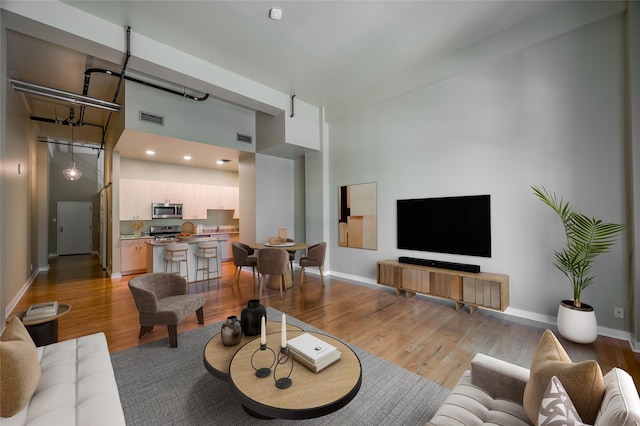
[151,203,183,219]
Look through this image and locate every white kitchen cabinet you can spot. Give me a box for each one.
[120,179,152,220]
[151,181,183,204]
[225,233,239,261]
[207,185,238,210]
[182,184,208,220]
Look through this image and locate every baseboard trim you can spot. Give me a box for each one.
[4,269,39,321]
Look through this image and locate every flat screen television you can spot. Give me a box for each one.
[397,195,491,257]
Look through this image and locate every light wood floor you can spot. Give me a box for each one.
[11,254,640,390]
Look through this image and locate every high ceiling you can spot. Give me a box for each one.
[5,1,563,170]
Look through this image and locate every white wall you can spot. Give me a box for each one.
[328,14,629,332]
[255,154,295,243]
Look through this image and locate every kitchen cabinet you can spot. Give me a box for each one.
[121,238,152,275]
[182,184,208,219]
[120,179,152,220]
[221,233,239,261]
[151,181,183,204]
[207,185,238,210]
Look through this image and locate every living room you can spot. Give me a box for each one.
[2,1,640,424]
[4,0,638,346]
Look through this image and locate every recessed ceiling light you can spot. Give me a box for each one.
[183,155,192,160]
[216,159,231,165]
[146,150,155,155]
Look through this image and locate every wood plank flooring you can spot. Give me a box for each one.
[10,254,640,391]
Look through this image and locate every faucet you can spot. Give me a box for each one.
[216,225,220,232]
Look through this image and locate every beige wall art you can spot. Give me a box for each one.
[338,182,377,250]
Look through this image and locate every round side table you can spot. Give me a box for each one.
[10,304,71,346]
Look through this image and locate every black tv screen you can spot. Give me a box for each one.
[397,195,491,257]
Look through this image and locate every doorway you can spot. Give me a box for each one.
[57,202,92,255]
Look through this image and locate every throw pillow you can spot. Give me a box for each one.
[523,329,604,425]
[0,316,41,418]
[595,367,640,425]
[539,376,588,426]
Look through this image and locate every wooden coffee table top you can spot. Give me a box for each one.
[228,330,362,420]
[203,321,302,380]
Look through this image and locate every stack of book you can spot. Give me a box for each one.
[23,301,58,322]
[287,332,342,373]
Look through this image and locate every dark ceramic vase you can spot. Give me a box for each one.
[220,316,243,346]
[240,299,266,336]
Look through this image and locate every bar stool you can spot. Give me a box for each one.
[165,243,189,282]
[195,241,219,287]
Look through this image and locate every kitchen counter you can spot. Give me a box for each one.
[146,236,230,283]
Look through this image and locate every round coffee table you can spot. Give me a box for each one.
[228,330,362,419]
[203,321,302,380]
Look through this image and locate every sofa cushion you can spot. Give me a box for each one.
[2,332,126,426]
[523,329,604,425]
[539,376,587,426]
[427,370,532,426]
[595,367,640,425]
[0,316,41,418]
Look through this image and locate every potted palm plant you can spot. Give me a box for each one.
[531,185,625,344]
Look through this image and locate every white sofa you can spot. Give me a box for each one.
[427,330,640,426]
[1,329,125,426]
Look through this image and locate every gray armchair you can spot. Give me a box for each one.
[231,242,258,286]
[299,242,327,288]
[128,273,205,348]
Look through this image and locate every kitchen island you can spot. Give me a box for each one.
[146,235,228,283]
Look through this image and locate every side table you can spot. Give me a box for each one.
[10,304,71,346]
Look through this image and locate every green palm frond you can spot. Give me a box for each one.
[531,185,625,305]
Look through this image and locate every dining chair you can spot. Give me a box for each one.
[299,242,327,288]
[257,248,289,299]
[285,238,296,280]
[231,242,257,286]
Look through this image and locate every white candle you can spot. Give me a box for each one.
[260,315,266,345]
[281,313,287,348]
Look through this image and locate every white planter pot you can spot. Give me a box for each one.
[557,300,598,344]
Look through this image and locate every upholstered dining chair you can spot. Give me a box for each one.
[128,273,205,348]
[285,238,296,280]
[257,248,290,299]
[299,242,327,288]
[231,242,258,286]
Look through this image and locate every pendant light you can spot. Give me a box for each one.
[62,124,82,181]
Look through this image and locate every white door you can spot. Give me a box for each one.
[58,202,92,255]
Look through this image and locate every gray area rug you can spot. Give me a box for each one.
[111,307,449,425]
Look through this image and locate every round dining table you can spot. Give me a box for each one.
[249,242,310,289]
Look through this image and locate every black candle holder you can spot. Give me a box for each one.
[274,346,293,389]
[251,343,276,378]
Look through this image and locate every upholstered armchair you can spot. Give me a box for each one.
[231,242,258,286]
[299,242,327,288]
[128,273,205,348]
[257,248,290,299]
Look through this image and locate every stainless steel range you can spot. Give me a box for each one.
[149,225,182,241]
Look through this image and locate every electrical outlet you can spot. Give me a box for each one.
[614,307,624,319]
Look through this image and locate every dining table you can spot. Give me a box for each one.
[249,242,310,290]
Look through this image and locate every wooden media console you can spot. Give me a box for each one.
[376,260,509,314]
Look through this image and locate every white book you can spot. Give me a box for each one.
[286,333,338,363]
[290,349,342,373]
[24,301,58,321]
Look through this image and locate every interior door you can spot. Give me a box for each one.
[57,202,92,255]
